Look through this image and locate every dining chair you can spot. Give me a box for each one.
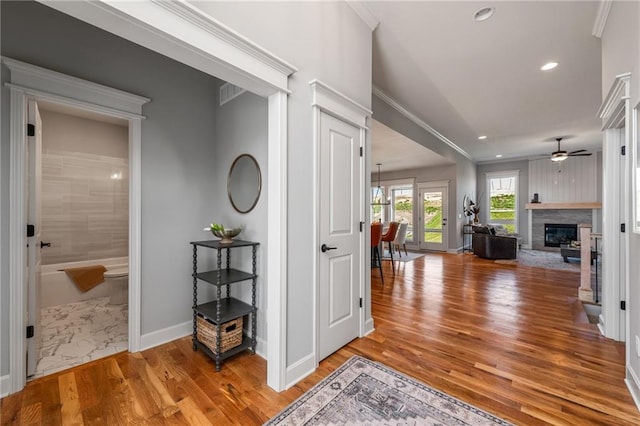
[393,222,409,257]
[371,222,384,285]
[381,221,399,274]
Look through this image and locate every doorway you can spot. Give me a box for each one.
[417,183,448,251]
[27,100,131,378]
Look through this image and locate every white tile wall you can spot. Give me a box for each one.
[41,149,128,265]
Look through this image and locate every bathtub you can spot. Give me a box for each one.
[40,257,128,308]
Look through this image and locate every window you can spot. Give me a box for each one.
[486,171,518,233]
[370,185,387,223]
[390,186,414,242]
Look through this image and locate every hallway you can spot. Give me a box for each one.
[2,252,637,424]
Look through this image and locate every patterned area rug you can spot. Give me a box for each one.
[265,356,512,425]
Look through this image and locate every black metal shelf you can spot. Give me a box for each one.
[194,269,256,286]
[195,298,254,325]
[191,238,258,371]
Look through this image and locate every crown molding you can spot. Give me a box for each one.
[372,86,473,161]
[152,0,297,76]
[310,80,371,129]
[345,1,379,32]
[592,0,613,38]
[598,72,631,129]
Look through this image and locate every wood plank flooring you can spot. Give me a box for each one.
[2,252,639,425]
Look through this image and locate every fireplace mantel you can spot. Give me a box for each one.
[525,202,602,210]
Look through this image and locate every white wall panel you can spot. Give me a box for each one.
[528,156,599,203]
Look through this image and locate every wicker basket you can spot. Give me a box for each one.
[196,314,243,354]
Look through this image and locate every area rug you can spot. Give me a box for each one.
[265,355,512,425]
[382,251,425,263]
[496,249,583,272]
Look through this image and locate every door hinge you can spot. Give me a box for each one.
[26,325,34,339]
[621,145,626,156]
[621,223,626,233]
[359,298,363,308]
[27,123,35,137]
[621,301,626,311]
[360,221,364,232]
[27,224,35,237]
[359,147,363,157]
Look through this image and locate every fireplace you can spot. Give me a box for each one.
[544,223,577,247]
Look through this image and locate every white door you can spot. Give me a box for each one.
[26,99,43,377]
[418,185,448,251]
[318,112,361,361]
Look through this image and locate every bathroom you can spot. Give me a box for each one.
[33,102,129,378]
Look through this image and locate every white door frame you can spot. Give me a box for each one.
[598,73,631,343]
[13,0,296,393]
[417,181,449,251]
[310,80,371,373]
[4,57,149,393]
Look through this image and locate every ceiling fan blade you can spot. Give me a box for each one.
[569,149,587,154]
[568,153,592,157]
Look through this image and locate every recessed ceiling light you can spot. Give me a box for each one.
[541,62,558,71]
[478,135,487,140]
[474,7,495,22]
[496,154,503,158]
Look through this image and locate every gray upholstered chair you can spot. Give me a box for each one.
[393,223,409,257]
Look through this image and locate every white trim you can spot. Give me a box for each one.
[128,119,143,353]
[5,60,148,395]
[592,0,613,38]
[3,57,149,114]
[0,375,10,398]
[140,321,191,351]
[267,91,288,392]
[345,1,379,31]
[626,366,640,411]
[415,180,450,188]
[309,80,371,129]
[9,87,27,393]
[285,353,315,389]
[40,0,296,97]
[448,248,463,254]
[372,86,473,161]
[379,177,416,188]
[599,73,631,129]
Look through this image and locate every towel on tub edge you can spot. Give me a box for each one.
[61,265,107,292]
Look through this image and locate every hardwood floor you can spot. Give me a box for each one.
[2,252,639,425]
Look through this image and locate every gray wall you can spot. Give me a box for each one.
[602,0,640,393]
[196,1,373,366]
[213,87,268,351]
[476,160,530,245]
[1,1,225,375]
[372,94,476,252]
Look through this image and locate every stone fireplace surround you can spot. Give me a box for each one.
[526,203,601,252]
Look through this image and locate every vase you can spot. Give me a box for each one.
[473,214,479,224]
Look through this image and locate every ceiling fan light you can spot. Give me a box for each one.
[551,153,568,162]
[474,7,495,22]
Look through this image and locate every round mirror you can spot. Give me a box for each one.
[228,154,262,214]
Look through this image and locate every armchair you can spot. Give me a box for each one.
[472,225,517,260]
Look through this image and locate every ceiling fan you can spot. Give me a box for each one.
[547,137,592,162]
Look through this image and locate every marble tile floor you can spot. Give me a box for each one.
[32,297,128,379]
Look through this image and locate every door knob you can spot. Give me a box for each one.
[40,241,51,248]
[321,244,337,253]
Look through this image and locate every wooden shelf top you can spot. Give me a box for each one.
[525,202,602,210]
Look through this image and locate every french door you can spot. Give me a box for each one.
[417,183,448,251]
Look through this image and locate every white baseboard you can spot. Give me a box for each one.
[364,318,375,336]
[522,243,532,250]
[285,352,316,389]
[448,247,462,254]
[0,374,10,398]
[255,336,266,359]
[626,366,640,411]
[140,320,192,351]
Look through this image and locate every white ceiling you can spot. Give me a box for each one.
[367,1,603,166]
